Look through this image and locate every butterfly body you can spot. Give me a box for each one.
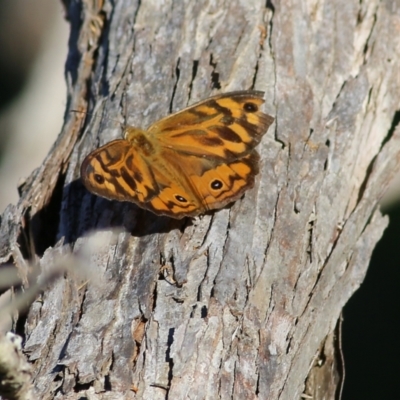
[81,91,274,219]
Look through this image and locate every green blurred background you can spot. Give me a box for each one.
[0,1,398,398]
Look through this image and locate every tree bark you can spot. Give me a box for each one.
[1,0,400,399]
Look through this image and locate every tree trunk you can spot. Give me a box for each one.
[1,0,400,399]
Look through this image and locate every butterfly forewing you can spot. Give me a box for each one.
[149,91,274,161]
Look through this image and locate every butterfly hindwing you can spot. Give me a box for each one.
[143,149,259,218]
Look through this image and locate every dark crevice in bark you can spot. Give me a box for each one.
[361,10,377,59]
[104,350,114,390]
[169,57,181,113]
[273,106,285,147]
[52,367,65,398]
[196,284,202,302]
[382,109,400,148]
[265,0,275,51]
[265,0,275,13]
[14,301,28,340]
[16,209,33,261]
[303,128,315,153]
[356,154,376,207]
[171,296,183,304]
[29,171,66,257]
[178,217,191,233]
[210,286,215,299]
[358,207,378,241]
[366,86,373,107]
[57,330,74,366]
[150,277,158,312]
[165,327,175,397]
[306,214,315,264]
[132,0,142,33]
[285,336,293,355]
[104,372,112,391]
[188,59,199,101]
[199,217,215,248]
[293,199,300,214]
[324,139,331,170]
[329,78,350,119]
[77,285,88,323]
[251,59,259,90]
[210,53,221,90]
[189,304,196,318]
[255,369,260,395]
[356,3,364,25]
[73,381,92,393]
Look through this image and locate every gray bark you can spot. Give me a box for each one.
[1,0,400,399]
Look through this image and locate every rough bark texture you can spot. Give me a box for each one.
[1,0,400,399]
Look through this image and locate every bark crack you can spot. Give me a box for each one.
[209,53,221,90]
[169,57,181,113]
[188,59,199,101]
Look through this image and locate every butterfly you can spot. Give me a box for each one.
[81,90,274,219]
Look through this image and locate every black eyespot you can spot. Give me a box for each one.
[175,195,187,203]
[244,102,258,112]
[211,180,223,190]
[94,174,105,184]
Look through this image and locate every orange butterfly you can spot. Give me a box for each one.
[81,91,274,219]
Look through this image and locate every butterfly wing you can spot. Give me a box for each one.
[147,90,274,161]
[143,148,260,218]
[81,91,275,219]
[80,139,205,216]
[141,90,274,218]
[81,140,160,204]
